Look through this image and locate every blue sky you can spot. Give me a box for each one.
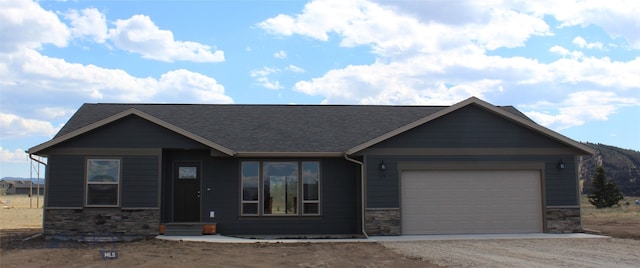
[1,0,639,178]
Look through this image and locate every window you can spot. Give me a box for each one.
[86,159,120,206]
[241,161,320,216]
[302,162,320,214]
[241,162,259,215]
[263,162,298,215]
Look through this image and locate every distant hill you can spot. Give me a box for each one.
[0,177,45,184]
[579,143,640,196]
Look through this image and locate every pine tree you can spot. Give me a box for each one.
[588,165,624,208]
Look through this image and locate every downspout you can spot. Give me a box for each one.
[344,154,368,238]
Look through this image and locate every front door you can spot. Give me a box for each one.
[173,162,201,222]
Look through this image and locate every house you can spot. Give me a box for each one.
[0,180,45,195]
[28,97,594,240]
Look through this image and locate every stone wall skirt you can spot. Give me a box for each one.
[43,208,160,241]
[365,208,400,236]
[545,207,581,233]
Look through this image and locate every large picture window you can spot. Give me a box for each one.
[86,159,120,206]
[241,161,320,216]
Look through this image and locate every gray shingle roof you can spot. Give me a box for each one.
[30,97,595,156]
[56,104,456,152]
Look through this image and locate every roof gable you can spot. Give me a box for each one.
[28,108,235,156]
[346,97,595,155]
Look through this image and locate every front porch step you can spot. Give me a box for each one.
[162,223,216,236]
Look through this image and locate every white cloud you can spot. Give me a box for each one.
[250,67,279,77]
[287,65,305,73]
[250,67,283,90]
[549,45,584,59]
[293,59,504,105]
[493,1,640,49]
[0,48,234,113]
[156,69,233,103]
[63,8,108,43]
[0,113,60,139]
[1,48,157,102]
[547,56,640,88]
[371,0,493,25]
[108,14,224,62]
[257,78,282,90]
[524,91,639,130]
[545,0,640,49]
[258,0,640,110]
[273,50,287,59]
[259,0,551,57]
[0,0,70,52]
[37,107,82,120]
[573,36,603,50]
[0,146,28,164]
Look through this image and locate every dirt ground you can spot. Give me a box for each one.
[0,231,435,268]
[382,238,640,267]
[581,196,640,240]
[1,195,639,267]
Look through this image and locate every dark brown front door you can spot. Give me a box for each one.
[173,162,201,222]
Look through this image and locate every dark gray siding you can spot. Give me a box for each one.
[122,156,160,207]
[161,151,361,235]
[45,115,209,150]
[364,104,581,208]
[46,154,161,208]
[366,155,579,208]
[43,114,204,209]
[373,104,566,149]
[46,155,85,207]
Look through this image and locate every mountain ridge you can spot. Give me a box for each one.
[579,143,640,196]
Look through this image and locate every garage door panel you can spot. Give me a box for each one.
[401,170,542,235]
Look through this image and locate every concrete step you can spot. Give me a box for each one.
[161,223,217,236]
[163,223,203,236]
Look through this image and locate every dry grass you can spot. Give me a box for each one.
[0,195,44,230]
[581,195,640,220]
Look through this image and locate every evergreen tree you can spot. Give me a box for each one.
[588,165,624,208]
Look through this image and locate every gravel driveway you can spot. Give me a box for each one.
[381,238,640,267]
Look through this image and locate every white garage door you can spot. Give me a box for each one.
[401,170,543,235]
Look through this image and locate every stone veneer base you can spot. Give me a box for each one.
[545,207,581,233]
[43,208,160,241]
[366,206,582,235]
[365,208,400,236]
